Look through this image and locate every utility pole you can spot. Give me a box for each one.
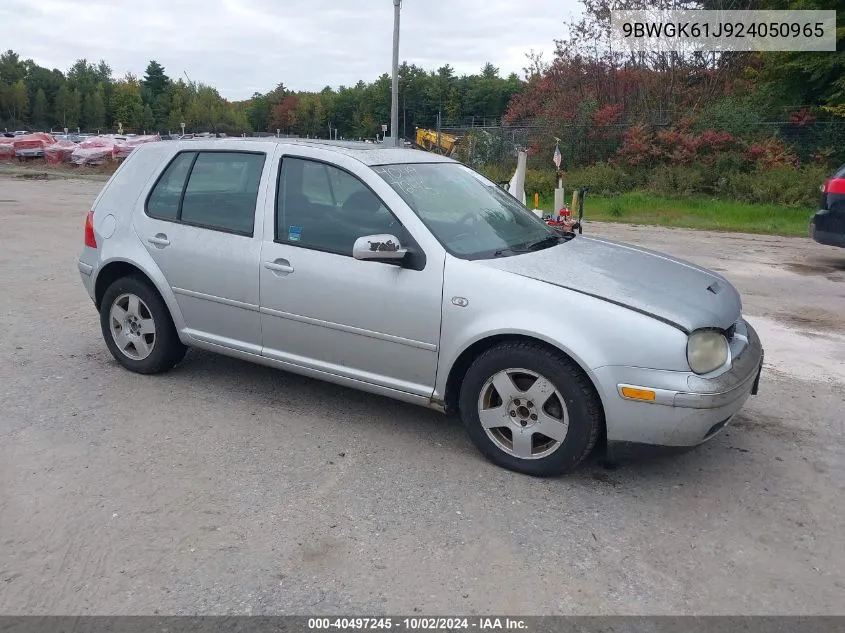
[391,0,402,147]
[436,106,441,154]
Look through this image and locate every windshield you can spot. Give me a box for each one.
[372,162,559,259]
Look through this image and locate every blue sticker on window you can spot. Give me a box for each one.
[288,226,302,242]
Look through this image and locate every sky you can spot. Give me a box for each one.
[1,0,580,100]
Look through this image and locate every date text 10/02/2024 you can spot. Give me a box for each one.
[307,617,529,630]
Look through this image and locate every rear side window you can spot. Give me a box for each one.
[146,151,266,235]
[146,152,195,220]
[181,152,266,234]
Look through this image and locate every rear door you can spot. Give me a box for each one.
[133,148,273,354]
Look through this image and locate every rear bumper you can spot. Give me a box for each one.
[595,321,763,448]
[77,258,96,302]
[810,209,845,248]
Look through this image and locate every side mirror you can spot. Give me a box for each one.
[353,234,408,264]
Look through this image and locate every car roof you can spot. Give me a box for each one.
[149,137,455,167]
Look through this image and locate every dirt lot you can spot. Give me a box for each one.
[1,175,843,615]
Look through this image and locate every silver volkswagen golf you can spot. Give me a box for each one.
[78,139,763,476]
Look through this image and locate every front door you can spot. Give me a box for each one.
[258,152,444,397]
[133,148,271,353]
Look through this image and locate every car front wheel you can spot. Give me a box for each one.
[458,341,602,476]
[100,276,186,374]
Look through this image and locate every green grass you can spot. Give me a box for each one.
[536,191,814,237]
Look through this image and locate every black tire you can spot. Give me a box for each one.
[99,275,187,374]
[458,341,603,477]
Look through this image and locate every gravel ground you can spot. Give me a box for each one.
[1,176,843,615]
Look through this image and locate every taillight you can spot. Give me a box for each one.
[822,178,845,194]
[84,210,97,248]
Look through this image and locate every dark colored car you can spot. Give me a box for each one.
[810,165,845,248]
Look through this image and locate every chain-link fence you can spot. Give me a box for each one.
[443,120,845,173]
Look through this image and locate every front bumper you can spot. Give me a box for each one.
[594,321,763,448]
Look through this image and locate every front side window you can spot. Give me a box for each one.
[277,157,405,255]
[145,151,266,235]
[300,161,334,206]
[373,163,559,259]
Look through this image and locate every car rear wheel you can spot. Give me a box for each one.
[458,341,602,476]
[100,276,186,374]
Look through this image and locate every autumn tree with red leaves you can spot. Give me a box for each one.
[272,94,299,133]
[505,0,756,168]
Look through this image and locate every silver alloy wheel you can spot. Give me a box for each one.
[477,368,569,460]
[109,293,156,361]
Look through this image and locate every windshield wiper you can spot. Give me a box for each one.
[492,236,561,258]
[522,235,563,252]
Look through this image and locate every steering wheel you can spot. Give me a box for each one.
[447,214,484,245]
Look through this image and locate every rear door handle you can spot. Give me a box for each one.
[264,259,294,275]
[147,234,170,248]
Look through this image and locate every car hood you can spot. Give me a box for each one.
[475,236,741,333]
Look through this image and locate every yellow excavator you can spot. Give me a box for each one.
[414,127,462,156]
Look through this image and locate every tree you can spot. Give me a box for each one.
[370,74,391,133]
[69,89,82,129]
[24,61,65,114]
[67,59,99,94]
[428,64,456,111]
[53,84,81,128]
[0,47,532,138]
[139,104,155,133]
[142,60,170,98]
[481,62,499,79]
[266,83,288,110]
[294,93,326,137]
[5,80,29,122]
[465,64,511,120]
[247,92,270,132]
[523,50,549,82]
[83,85,106,131]
[0,50,25,84]
[32,88,48,128]
[758,0,845,108]
[397,63,428,137]
[165,79,197,132]
[110,78,143,131]
[95,60,112,83]
[152,91,171,129]
[272,95,298,132]
[53,84,70,127]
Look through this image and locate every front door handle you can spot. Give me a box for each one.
[264,259,294,275]
[147,233,170,248]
